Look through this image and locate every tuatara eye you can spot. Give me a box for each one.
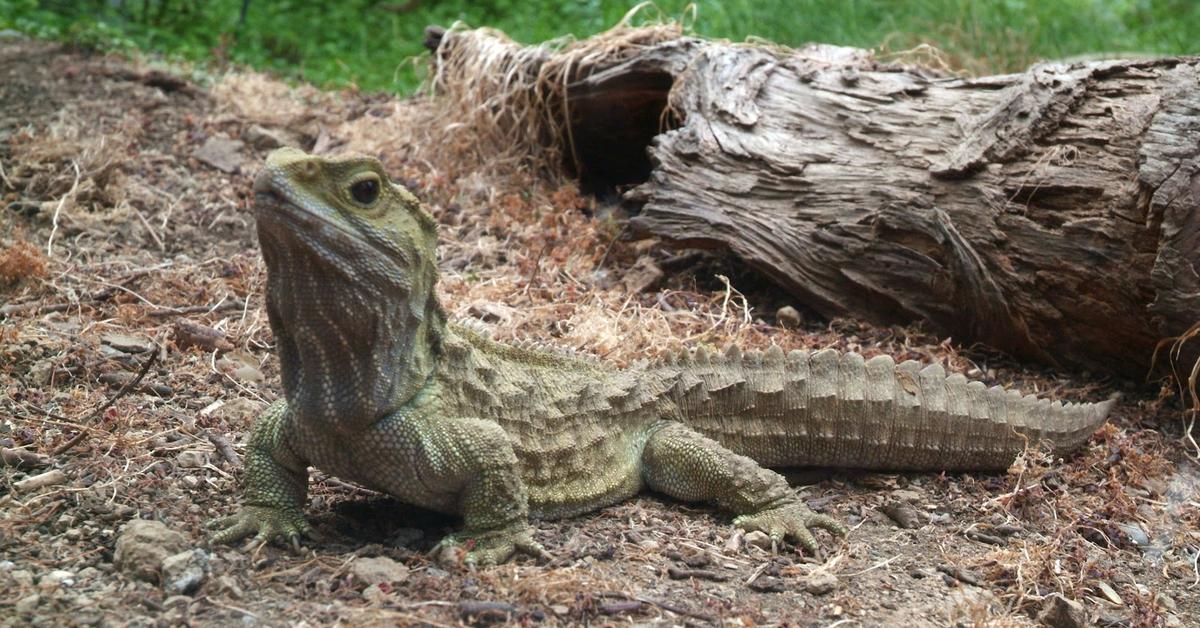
[350,177,380,205]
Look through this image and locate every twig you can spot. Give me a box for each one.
[0,447,50,470]
[51,350,159,456]
[666,566,729,582]
[597,592,715,624]
[0,302,73,317]
[205,431,242,467]
[46,160,81,258]
[146,299,246,318]
[130,202,166,251]
[13,469,67,492]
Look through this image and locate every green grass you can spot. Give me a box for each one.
[3,0,1197,93]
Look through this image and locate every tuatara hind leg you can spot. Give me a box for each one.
[210,400,313,549]
[641,422,845,554]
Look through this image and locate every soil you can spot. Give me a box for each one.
[1,39,1198,627]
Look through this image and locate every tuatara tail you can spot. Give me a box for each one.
[658,345,1117,471]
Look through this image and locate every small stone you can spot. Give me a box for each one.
[744,530,772,550]
[890,488,924,502]
[1118,523,1149,547]
[550,604,569,615]
[638,539,660,551]
[11,569,34,586]
[211,397,266,426]
[161,549,209,596]
[181,475,201,488]
[38,570,75,590]
[776,306,803,329]
[880,501,923,529]
[350,556,409,586]
[100,333,155,354]
[361,583,388,603]
[77,567,100,581]
[232,365,264,383]
[804,572,839,595]
[113,520,188,582]
[216,575,244,599]
[748,576,785,592]
[1036,593,1087,628]
[242,125,299,151]
[15,593,40,613]
[217,354,265,383]
[0,560,14,571]
[193,135,246,173]
[622,256,664,294]
[176,450,209,469]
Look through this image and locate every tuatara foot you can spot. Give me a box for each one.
[209,505,314,550]
[434,523,549,567]
[733,501,845,555]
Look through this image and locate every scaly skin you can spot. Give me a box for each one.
[211,148,1117,565]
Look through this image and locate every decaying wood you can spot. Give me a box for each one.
[621,46,1200,376]
[429,28,1199,376]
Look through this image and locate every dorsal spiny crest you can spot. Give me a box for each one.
[744,349,763,368]
[724,345,741,364]
[764,344,785,366]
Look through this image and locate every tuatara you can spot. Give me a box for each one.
[211,147,1116,564]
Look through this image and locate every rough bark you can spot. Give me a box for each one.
[566,42,1200,377]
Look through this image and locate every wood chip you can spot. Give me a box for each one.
[1094,581,1124,605]
[14,469,67,492]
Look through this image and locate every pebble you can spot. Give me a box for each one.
[15,593,40,613]
[775,306,803,329]
[176,450,209,469]
[113,519,189,582]
[38,570,75,590]
[1036,593,1087,628]
[232,364,264,383]
[350,556,409,586]
[361,583,388,603]
[100,333,155,354]
[1118,523,1149,547]
[804,573,839,595]
[744,530,772,550]
[162,549,209,595]
[11,569,34,586]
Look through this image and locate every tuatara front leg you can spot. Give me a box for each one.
[642,422,845,554]
[418,417,548,566]
[210,400,313,548]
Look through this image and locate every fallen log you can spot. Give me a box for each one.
[428,26,1200,377]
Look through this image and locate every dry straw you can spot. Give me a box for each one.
[416,4,684,183]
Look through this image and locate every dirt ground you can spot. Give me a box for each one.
[1,38,1198,627]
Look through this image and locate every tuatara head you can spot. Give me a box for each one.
[252,148,445,425]
[252,147,438,279]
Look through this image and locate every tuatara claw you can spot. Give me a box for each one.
[434,524,548,567]
[209,505,313,550]
[733,501,845,555]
